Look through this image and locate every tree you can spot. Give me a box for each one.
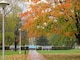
[0,0,22,46]
[49,0,80,45]
[20,1,53,38]
[36,35,49,46]
[48,0,80,46]
[20,0,79,45]
[49,33,75,46]
[73,0,80,44]
[21,30,28,45]
[0,14,2,45]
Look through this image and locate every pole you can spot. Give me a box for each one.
[2,7,5,60]
[24,44,26,55]
[19,29,21,54]
[0,1,9,60]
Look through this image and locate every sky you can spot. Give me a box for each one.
[18,2,30,12]
[18,0,49,12]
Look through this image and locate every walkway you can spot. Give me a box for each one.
[27,50,46,60]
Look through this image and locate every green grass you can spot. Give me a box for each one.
[0,50,29,60]
[38,49,80,54]
[0,50,29,55]
[0,50,80,60]
[38,49,80,60]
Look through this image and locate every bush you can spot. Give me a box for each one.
[0,46,10,50]
[0,46,2,50]
[52,46,72,50]
[0,46,29,50]
[21,46,28,50]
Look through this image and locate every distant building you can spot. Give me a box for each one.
[29,45,36,50]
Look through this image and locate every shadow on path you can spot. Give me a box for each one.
[27,50,46,60]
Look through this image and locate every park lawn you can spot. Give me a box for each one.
[38,49,80,54]
[0,50,28,60]
[0,50,28,55]
[38,49,80,60]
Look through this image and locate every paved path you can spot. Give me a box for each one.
[27,50,46,60]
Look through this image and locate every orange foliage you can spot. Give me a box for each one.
[20,0,78,38]
[64,32,75,38]
[20,3,51,38]
[26,0,40,2]
[54,0,58,3]
[32,0,41,3]
[52,1,72,17]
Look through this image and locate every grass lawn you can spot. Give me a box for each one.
[38,49,80,54]
[38,49,80,60]
[0,50,29,60]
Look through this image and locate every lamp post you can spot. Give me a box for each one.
[0,1,9,60]
[19,29,21,54]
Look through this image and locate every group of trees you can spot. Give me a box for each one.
[36,35,49,46]
[0,0,80,47]
[0,0,28,47]
[20,0,80,46]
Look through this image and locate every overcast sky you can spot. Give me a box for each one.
[19,0,49,12]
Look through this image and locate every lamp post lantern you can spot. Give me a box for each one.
[19,29,21,54]
[0,1,9,60]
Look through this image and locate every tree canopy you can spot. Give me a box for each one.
[20,0,78,40]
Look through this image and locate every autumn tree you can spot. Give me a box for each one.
[73,0,80,44]
[20,0,80,45]
[20,2,53,38]
[49,0,80,45]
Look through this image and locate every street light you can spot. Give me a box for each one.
[19,29,21,54]
[0,1,9,60]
